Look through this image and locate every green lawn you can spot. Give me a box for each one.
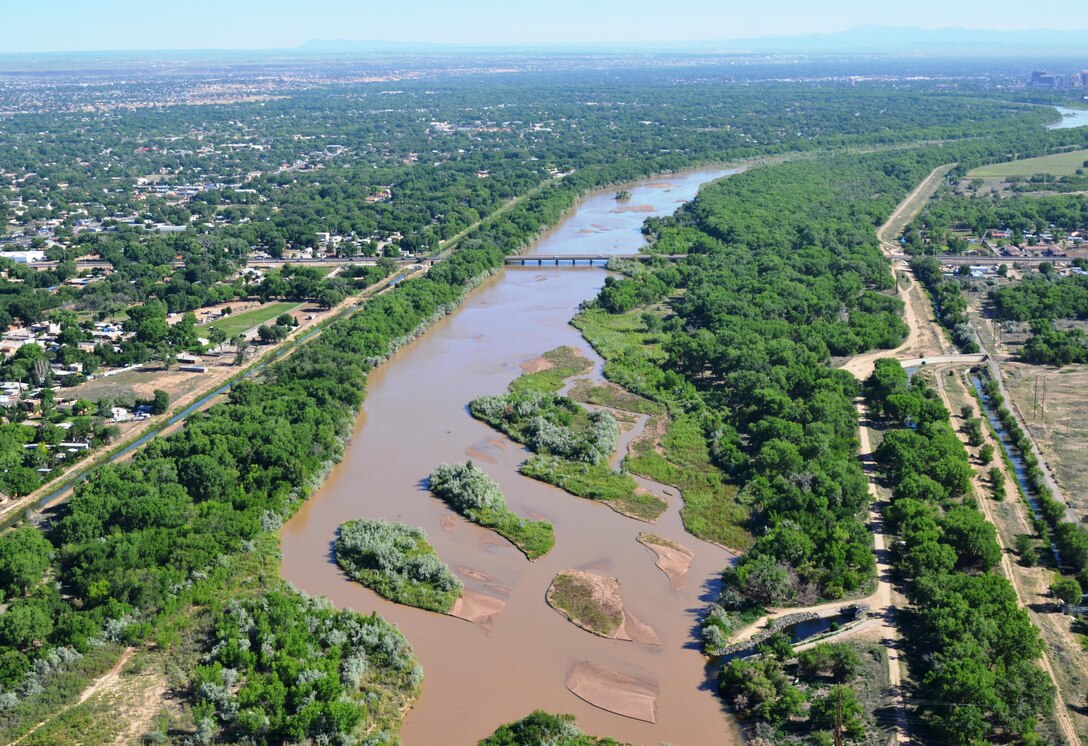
[198,302,302,337]
[968,148,1088,178]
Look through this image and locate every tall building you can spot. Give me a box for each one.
[1031,70,1059,89]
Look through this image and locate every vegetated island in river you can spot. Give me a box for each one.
[470,346,667,521]
[481,710,632,746]
[428,461,554,560]
[335,519,462,613]
[546,570,660,645]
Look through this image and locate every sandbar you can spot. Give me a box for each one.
[565,662,658,723]
[637,533,695,589]
[448,588,506,630]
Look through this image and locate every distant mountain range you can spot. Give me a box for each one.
[298,26,1088,56]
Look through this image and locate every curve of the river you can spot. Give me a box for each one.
[280,167,742,745]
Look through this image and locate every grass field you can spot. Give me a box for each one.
[968,149,1088,178]
[572,308,664,360]
[197,301,301,337]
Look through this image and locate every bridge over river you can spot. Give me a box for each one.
[504,253,686,266]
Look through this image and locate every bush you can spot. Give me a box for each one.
[1015,534,1037,566]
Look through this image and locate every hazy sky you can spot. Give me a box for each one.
[4,0,1087,53]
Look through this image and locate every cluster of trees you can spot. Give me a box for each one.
[913,192,1088,243]
[0,384,132,498]
[718,638,869,743]
[192,591,420,744]
[992,272,1088,321]
[428,462,554,560]
[470,393,619,466]
[481,711,629,746]
[335,520,462,613]
[1020,321,1088,366]
[910,257,979,352]
[866,360,1053,744]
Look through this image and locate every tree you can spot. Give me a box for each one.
[151,389,170,416]
[0,526,52,596]
[207,326,228,351]
[0,599,54,648]
[39,387,55,418]
[1051,576,1082,605]
[233,336,250,366]
[257,324,290,344]
[734,555,795,606]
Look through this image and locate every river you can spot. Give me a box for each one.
[280,167,744,745]
[1047,106,1088,130]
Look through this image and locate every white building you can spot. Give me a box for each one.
[0,250,46,264]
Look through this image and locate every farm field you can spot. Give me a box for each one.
[967,148,1088,178]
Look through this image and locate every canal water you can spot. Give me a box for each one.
[280,167,744,745]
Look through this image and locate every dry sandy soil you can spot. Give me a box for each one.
[637,533,694,589]
[449,589,507,631]
[565,662,659,723]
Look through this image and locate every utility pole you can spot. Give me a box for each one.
[1034,376,1039,419]
[834,686,844,746]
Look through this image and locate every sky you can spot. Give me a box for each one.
[3,0,1087,53]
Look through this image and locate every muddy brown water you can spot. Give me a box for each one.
[280,167,744,745]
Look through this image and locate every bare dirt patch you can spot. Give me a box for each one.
[565,662,658,723]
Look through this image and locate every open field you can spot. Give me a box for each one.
[968,148,1088,179]
[197,301,302,337]
[1003,361,1088,517]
